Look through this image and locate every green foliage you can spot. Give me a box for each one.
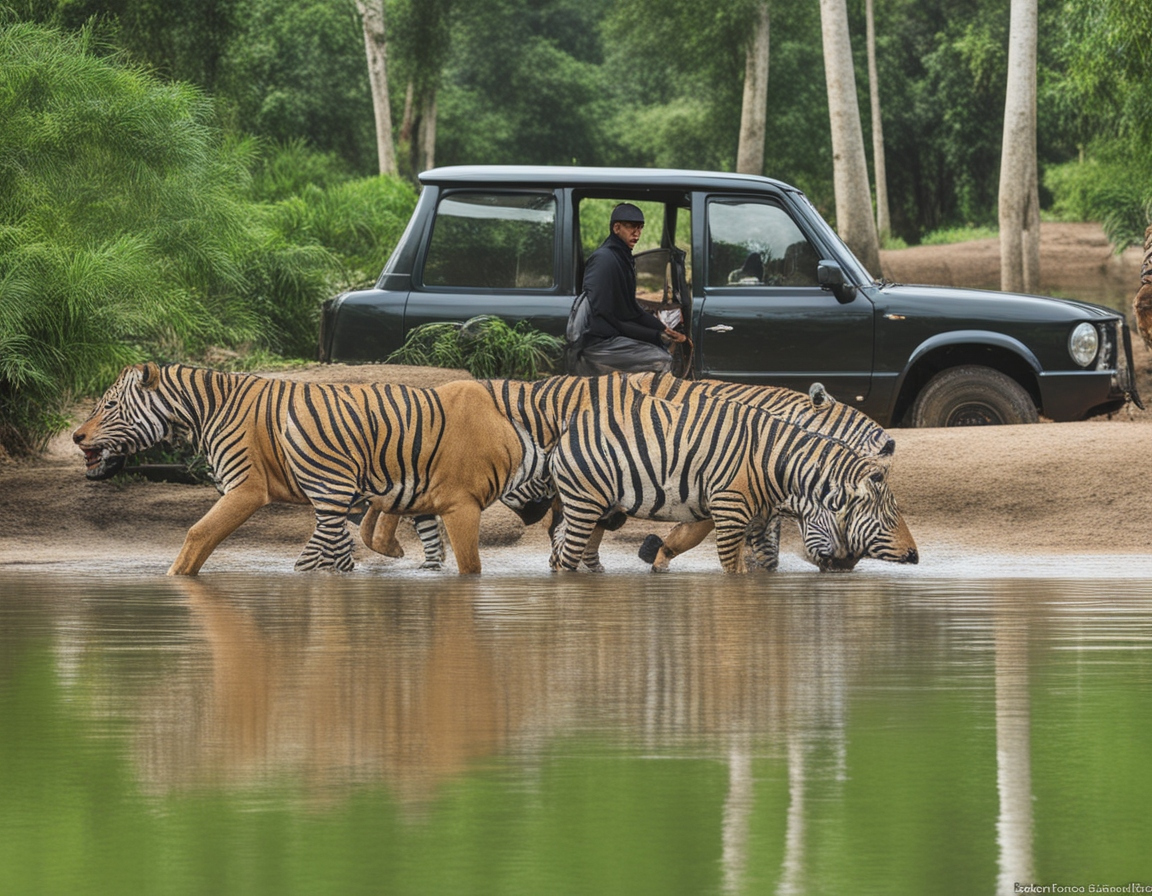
[247,138,356,203]
[0,20,413,454]
[217,0,377,173]
[1045,156,1152,250]
[388,316,563,380]
[1048,0,1152,247]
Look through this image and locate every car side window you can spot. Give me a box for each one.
[423,192,556,289]
[707,199,819,288]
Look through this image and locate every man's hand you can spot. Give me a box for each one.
[663,327,687,344]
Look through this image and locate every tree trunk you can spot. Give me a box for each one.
[819,0,882,275]
[420,89,438,172]
[865,0,891,242]
[356,0,397,177]
[998,0,1040,293]
[736,3,770,176]
[400,80,415,146]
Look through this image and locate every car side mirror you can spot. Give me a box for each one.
[818,260,857,304]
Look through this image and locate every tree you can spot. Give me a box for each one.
[392,0,452,175]
[355,0,397,176]
[818,0,881,273]
[865,0,890,242]
[998,0,1039,293]
[736,2,770,175]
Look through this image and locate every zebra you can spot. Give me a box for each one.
[626,373,895,571]
[545,375,917,573]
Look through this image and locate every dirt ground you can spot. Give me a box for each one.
[3,221,1151,574]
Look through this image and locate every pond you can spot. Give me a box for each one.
[2,563,1152,896]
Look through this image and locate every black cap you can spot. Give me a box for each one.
[610,203,645,225]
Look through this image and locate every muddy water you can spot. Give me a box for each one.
[2,566,1151,895]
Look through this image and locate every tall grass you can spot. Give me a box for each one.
[0,21,416,454]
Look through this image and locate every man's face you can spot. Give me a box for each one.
[613,220,644,250]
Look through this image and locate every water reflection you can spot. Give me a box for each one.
[995,605,1034,895]
[4,571,1152,894]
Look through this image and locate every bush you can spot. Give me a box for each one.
[388,316,563,380]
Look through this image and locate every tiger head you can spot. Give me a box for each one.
[72,363,172,480]
[787,457,918,572]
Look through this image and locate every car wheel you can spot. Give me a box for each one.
[908,365,1038,427]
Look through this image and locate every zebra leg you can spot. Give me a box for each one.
[410,514,446,569]
[296,510,356,572]
[744,515,781,571]
[169,487,270,575]
[640,519,716,572]
[549,504,603,571]
[439,502,483,574]
[712,513,754,574]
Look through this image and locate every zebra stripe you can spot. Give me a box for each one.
[547,379,917,573]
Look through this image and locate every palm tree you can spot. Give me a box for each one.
[998,0,1040,293]
[819,0,882,274]
[736,3,770,176]
[355,0,398,176]
[865,0,891,243]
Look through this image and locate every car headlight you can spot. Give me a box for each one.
[1069,322,1099,367]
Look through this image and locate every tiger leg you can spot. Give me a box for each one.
[640,519,716,572]
[169,488,270,576]
[744,515,781,571]
[438,503,483,574]
[359,504,404,558]
[580,525,607,572]
[296,510,356,572]
[580,510,627,572]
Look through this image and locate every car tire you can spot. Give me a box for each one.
[908,365,1038,427]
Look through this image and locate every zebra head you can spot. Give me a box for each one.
[72,363,175,480]
[787,457,918,571]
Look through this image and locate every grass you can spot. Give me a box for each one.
[918,225,1000,246]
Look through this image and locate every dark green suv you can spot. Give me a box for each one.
[318,165,1142,427]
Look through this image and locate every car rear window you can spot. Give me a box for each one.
[423,191,556,289]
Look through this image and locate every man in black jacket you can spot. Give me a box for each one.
[574,203,686,374]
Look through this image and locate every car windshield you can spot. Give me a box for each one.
[792,191,877,284]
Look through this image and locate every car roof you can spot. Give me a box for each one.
[418,165,796,193]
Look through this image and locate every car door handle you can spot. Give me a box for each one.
[706,324,734,333]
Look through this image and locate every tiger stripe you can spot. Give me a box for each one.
[72,363,545,574]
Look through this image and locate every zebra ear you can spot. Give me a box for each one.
[808,381,829,408]
[138,362,161,389]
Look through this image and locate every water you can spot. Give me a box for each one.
[2,564,1152,896]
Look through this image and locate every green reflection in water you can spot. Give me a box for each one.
[1,572,1151,895]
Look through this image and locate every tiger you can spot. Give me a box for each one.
[363,374,603,569]
[71,363,547,575]
[625,373,895,571]
[545,375,918,573]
